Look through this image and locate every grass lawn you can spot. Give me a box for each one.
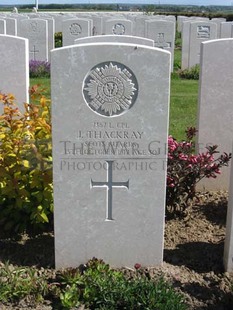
[170,78,198,140]
[30,78,50,98]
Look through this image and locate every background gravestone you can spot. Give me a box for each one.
[181,18,213,69]
[211,17,226,38]
[197,38,233,190]
[145,20,175,71]
[0,19,6,34]
[4,17,17,36]
[188,21,217,68]
[74,35,154,46]
[52,43,170,268]
[220,22,233,38]
[0,35,29,113]
[105,19,133,36]
[18,18,48,61]
[91,16,103,35]
[62,18,92,46]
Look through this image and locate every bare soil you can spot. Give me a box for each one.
[0,191,233,309]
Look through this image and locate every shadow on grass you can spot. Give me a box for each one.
[164,241,224,273]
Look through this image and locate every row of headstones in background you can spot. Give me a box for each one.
[0,12,175,34]
[1,12,230,68]
[0,35,29,113]
[0,13,176,64]
[177,15,227,36]
[1,12,230,38]
[0,15,54,62]
[62,17,175,71]
[179,16,232,70]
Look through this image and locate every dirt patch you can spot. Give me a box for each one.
[0,191,233,309]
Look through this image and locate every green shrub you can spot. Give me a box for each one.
[0,262,48,303]
[29,60,50,78]
[55,32,62,48]
[0,87,53,232]
[59,258,188,310]
[0,90,230,232]
[175,30,182,48]
[0,259,188,309]
[166,127,231,216]
[178,64,200,80]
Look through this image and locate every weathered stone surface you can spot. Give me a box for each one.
[0,35,29,112]
[197,38,233,190]
[74,34,154,46]
[52,43,170,268]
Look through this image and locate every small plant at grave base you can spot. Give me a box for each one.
[166,127,231,216]
[178,64,200,80]
[29,60,50,78]
[58,257,187,309]
[0,86,53,232]
[0,262,48,303]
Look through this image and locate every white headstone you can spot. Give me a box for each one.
[0,19,6,34]
[220,22,233,38]
[197,39,233,190]
[62,18,92,46]
[0,35,29,112]
[211,18,226,38]
[18,18,48,61]
[182,21,217,69]
[42,18,55,62]
[181,20,192,69]
[177,16,188,32]
[12,7,18,14]
[145,20,175,71]
[91,16,103,36]
[188,21,217,68]
[52,43,170,268]
[74,35,154,47]
[224,144,233,272]
[105,19,133,36]
[4,18,17,36]
[134,16,148,37]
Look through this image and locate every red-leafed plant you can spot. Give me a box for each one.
[166,127,231,216]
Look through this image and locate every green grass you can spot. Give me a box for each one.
[30,78,50,98]
[170,78,198,140]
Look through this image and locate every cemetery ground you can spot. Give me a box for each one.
[0,191,232,309]
[0,50,232,308]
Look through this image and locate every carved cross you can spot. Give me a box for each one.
[91,160,129,221]
[30,45,39,60]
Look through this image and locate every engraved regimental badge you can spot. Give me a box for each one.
[83,62,138,117]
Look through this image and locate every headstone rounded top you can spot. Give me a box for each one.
[83,61,138,117]
[12,7,18,13]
